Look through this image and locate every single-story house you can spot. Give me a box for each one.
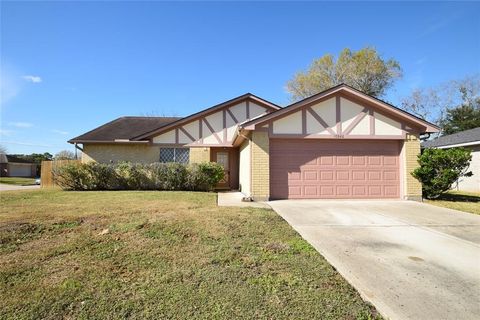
[422,127,480,192]
[0,154,38,177]
[69,84,439,200]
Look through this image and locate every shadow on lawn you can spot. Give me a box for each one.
[438,192,480,203]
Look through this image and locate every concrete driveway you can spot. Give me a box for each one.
[268,200,480,320]
[0,184,40,191]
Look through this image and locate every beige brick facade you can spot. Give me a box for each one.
[189,147,210,163]
[404,134,422,200]
[82,144,211,165]
[82,144,160,163]
[251,131,270,201]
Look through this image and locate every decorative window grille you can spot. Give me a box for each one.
[159,148,189,163]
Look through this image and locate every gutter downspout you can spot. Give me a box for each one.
[74,143,84,160]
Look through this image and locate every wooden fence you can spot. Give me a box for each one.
[41,160,81,188]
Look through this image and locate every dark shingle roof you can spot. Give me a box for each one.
[68,117,181,143]
[422,127,480,148]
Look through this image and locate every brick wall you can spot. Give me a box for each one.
[190,147,210,163]
[82,144,210,165]
[404,134,422,200]
[82,144,160,163]
[251,131,270,201]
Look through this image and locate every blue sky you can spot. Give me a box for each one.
[1,1,479,154]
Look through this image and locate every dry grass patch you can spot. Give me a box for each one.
[0,177,36,186]
[426,191,480,215]
[0,190,380,319]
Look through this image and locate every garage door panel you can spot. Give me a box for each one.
[320,171,334,180]
[336,171,350,180]
[352,156,366,165]
[336,156,350,166]
[288,186,301,196]
[368,185,383,196]
[270,140,400,199]
[352,170,366,180]
[320,186,335,196]
[352,185,366,196]
[304,171,318,180]
[368,171,382,180]
[320,156,334,165]
[368,156,382,165]
[385,185,399,196]
[304,185,318,196]
[384,156,398,166]
[384,170,398,181]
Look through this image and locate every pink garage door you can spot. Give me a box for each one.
[270,139,401,199]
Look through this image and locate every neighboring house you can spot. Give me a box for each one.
[422,127,480,192]
[0,154,38,177]
[69,84,439,200]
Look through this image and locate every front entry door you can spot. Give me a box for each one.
[215,151,230,189]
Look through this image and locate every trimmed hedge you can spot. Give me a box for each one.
[53,161,224,191]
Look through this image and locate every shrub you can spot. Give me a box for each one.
[412,147,473,199]
[150,162,188,190]
[53,163,93,190]
[186,162,225,191]
[53,161,224,192]
[115,162,151,190]
[53,162,118,190]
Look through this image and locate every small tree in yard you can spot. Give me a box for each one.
[55,150,76,160]
[412,148,473,199]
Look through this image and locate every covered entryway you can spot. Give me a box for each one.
[211,147,239,190]
[270,139,401,199]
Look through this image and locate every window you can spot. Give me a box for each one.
[159,148,189,163]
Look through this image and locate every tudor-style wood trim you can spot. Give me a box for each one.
[199,119,203,144]
[222,109,227,143]
[151,142,235,147]
[337,91,426,132]
[203,117,223,144]
[246,100,250,119]
[226,108,238,123]
[268,133,406,140]
[342,107,369,135]
[179,126,196,142]
[175,128,179,144]
[336,96,342,135]
[301,108,307,135]
[369,109,375,135]
[244,94,335,131]
[306,107,336,136]
[133,93,281,140]
[241,84,439,133]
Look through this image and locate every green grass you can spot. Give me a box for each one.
[0,190,380,319]
[0,177,36,186]
[426,191,480,215]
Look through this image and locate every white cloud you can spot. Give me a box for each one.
[0,129,14,136]
[9,122,33,128]
[22,75,42,83]
[1,140,53,147]
[51,129,69,135]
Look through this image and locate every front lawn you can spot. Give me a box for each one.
[0,190,379,319]
[425,191,480,215]
[0,177,36,185]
